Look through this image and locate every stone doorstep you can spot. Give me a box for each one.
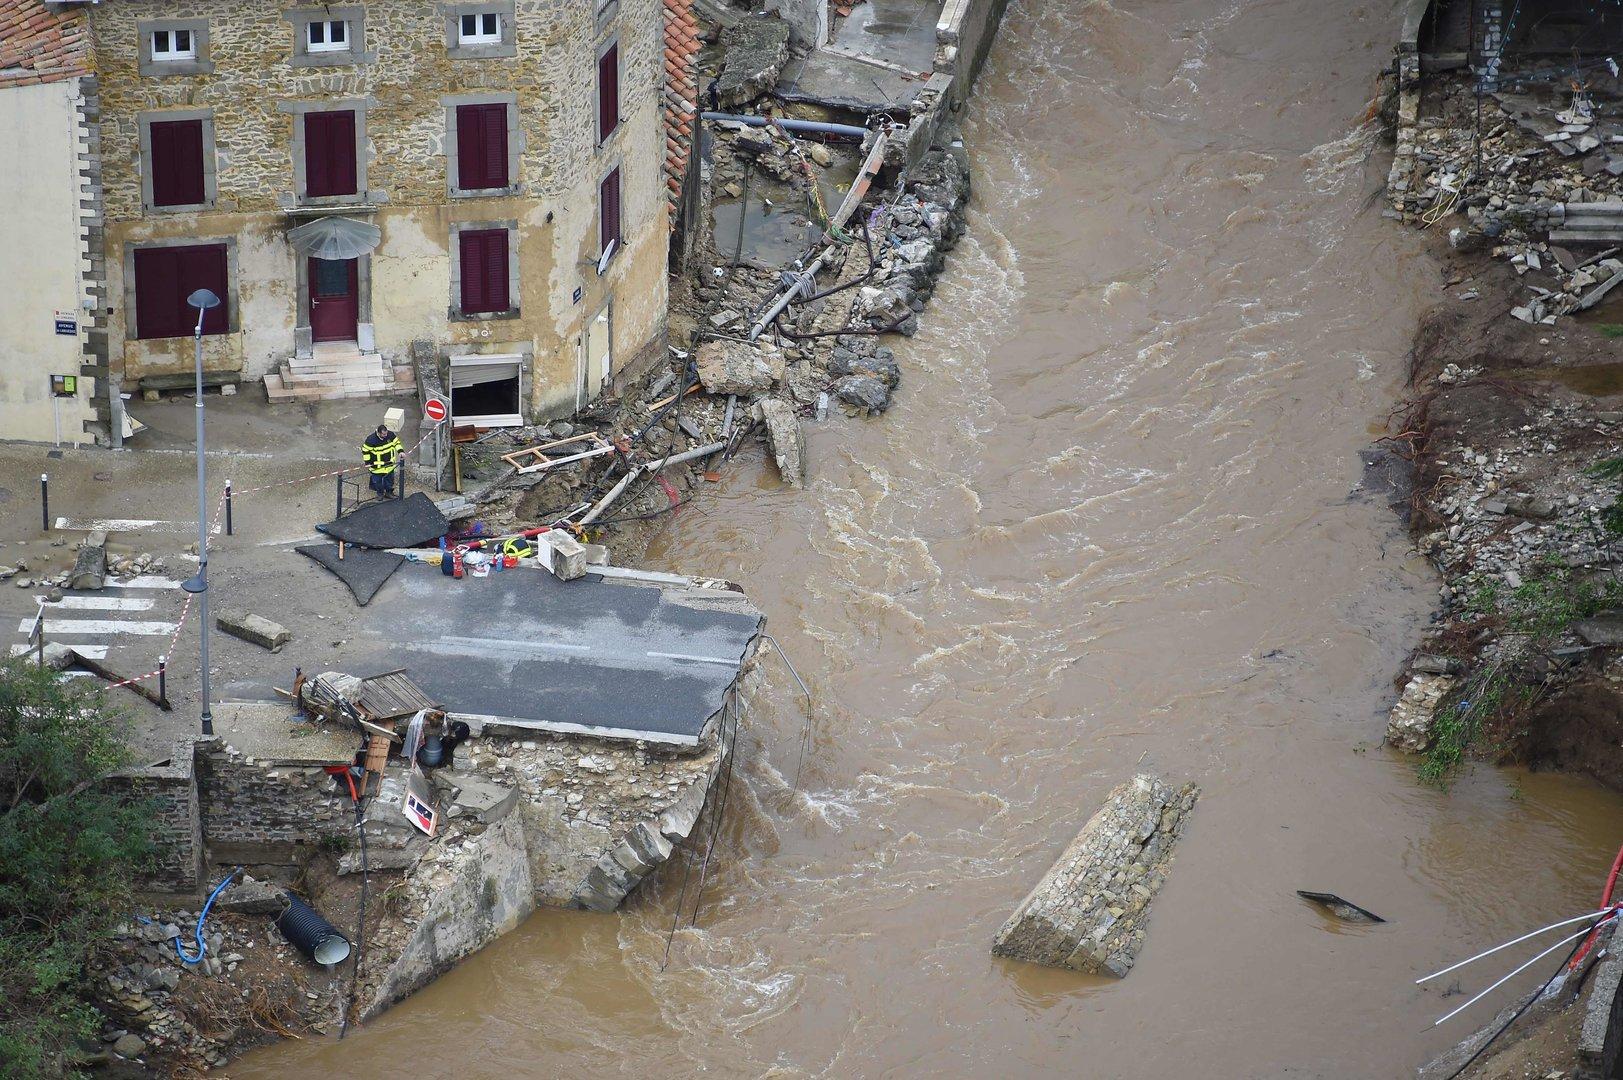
[279,358,390,375]
[275,374,392,390]
[279,363,390,380]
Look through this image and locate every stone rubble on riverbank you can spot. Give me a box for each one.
[1388,67,1623,329]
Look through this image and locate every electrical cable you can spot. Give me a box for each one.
[1441,932,1588,1080]
[1434,919,1611,1027]
[689,692,743,929]
[1416,906,1616,984]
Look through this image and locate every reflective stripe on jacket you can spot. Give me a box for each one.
[362,433,403,475]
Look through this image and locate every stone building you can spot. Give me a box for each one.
[0,0,101,444]
[0,0,671,439]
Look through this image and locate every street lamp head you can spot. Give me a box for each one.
[187,288,221,311]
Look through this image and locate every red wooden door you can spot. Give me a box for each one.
[309,257,358,342]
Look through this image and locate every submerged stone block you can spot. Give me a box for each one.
[993,773,1198,978]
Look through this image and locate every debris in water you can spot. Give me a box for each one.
[1297,890,1386,924]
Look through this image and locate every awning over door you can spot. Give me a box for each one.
[287,215,382,259]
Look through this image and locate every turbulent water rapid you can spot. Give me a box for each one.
[235,0,1623,1075]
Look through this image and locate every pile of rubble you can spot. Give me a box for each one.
[1391,73,1623,327]
[1382,377,1623,756]
[90,898,333,1074]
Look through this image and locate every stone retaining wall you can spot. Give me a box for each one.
[196,742,356,865]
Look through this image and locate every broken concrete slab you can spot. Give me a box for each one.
[758,398,806,487]
[429,769,519,824]
[1386,672,1457,752]
[217,612,292,652]
[695,338,785,395]
[715,14,790,108]
[67,530,107,591]
[297,543,407,605]
[338,835,428,875]
[318,492,449,549]
[993,773,1199,978]
[213,876,288,915]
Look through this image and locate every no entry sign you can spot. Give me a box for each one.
[424,397,448,424]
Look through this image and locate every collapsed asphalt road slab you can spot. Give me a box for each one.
[339,563,763,748]
[317,492,448,549]
[297,543,407,605]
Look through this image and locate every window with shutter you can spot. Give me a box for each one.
[304,110,358,198]
[459,229,511,314]
[455,103,509,191]
[599,167,621,257]
[597,42,620,143]
[133,244,229,339]
[149,119,206,208]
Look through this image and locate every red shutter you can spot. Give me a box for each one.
[481,105,507,188]
[484,231,510,312]
[150,119,205,207]
[459,229,509,314]
[456,103,508,190]
[599,167,621,253]
[597,44,619,142]
[305,110,357,198]
[134,244,228,339]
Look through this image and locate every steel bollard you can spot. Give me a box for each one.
[336,472,344,519]
[157,657,167,708]
[224,480,233,536]
[40,473,49,532]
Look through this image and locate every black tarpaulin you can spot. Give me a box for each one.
[297,544,408,605]
[317,492,448,549]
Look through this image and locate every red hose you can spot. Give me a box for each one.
[1570,841,1623,971]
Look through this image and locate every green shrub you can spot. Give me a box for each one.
[0,660,156,1078]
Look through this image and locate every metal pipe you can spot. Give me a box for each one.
[749,249,834,340]
[40,473,48,532]
[579,442,728,526]
[700,112,870,139]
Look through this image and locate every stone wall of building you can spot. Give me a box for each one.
[0,76,101,444]
[84,0,668,417]
[196,741,356,865]
[106,740,204,900]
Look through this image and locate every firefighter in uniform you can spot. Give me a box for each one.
[362,424,403,498]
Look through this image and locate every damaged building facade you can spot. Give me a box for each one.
[0,0,672,440]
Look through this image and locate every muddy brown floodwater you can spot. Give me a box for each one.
[236,0,1623,1076]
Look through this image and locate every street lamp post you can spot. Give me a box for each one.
[183,289,220,737]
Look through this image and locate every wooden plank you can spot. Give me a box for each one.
[499,431,604,469]
[358,718,402,743]
[649,383,701,411]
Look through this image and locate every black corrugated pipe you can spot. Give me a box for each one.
[276,896,352,966]
[700,112,871,139]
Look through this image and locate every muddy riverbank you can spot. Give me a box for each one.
[228,0,1623,1076]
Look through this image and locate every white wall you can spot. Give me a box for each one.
[0,79,94,445]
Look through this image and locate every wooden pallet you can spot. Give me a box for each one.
[500,432,616,475]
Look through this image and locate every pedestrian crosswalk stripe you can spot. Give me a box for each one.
[9,643,108,658]
[53,517,220,535]
[33,595,155,611]
[16,619,177,636]
[108,576,184,590]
